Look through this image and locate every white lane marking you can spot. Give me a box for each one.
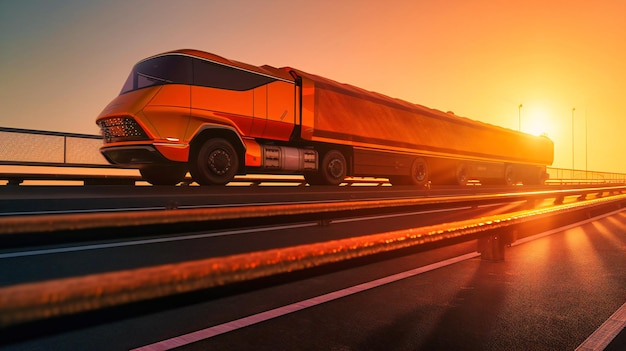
[130,252,481,351]
[575,301,626,351]
[0,204,490,259]
[0,223,318,259]
[4,204,622,260]
[332,206,472,223]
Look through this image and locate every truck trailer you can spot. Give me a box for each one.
[96,49,554,186]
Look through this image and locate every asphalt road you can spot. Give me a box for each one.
[1,209,624,350]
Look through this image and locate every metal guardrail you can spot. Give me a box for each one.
[2,126,626,186]
[1,187,625,328]
[1,185,625,235]
[546,168,626,184]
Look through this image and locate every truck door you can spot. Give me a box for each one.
[192,58,290,137]
[251,85,267,137]
[261,81,296,141]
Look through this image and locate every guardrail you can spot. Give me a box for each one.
[546,168,626,184]
[1,185,625,328]
[0,127,109,167]
[1,126,626,185]
[1,185,624,236]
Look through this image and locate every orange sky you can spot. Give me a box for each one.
[1,0,625,172]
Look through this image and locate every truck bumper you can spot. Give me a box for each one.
[101,141,190,166]
[101,145,170,166]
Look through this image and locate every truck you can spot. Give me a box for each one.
[96,49,554,186]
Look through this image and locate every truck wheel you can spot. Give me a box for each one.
[504,165,516,186]
[408,157,429,187]
[190,138,239,185]
[140,164,187,186]
[455,163,468,186]
[306,150,346,185]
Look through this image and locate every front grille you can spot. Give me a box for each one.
[98,117,148,143]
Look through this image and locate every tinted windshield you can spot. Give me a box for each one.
[120,55,192,94]
[120,54,278,95]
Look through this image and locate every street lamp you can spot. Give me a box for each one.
[572,107,576,173]
[585,109,588,173]
[518,104,523,131]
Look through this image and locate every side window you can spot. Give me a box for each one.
[122,55,192,94]
[136,55,192,84]
[193,59,276,91]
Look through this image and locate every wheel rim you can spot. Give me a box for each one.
[328,158,344,179]
[208,149,231,176]
[504,166,514,185]
[457,164,468,185]
[413,162,426,182]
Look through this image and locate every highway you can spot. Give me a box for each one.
[0,185,624,350]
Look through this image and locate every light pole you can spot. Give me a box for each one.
[572,107,576,173]
[585,109,588,173]
[518,104,523,131]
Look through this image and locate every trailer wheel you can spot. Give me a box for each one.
[409,157,430,187]
[306,150,347,185]
[504,165,516,186]
[455,163,469,186]
[140,164,187,186]
[190,138,239,185]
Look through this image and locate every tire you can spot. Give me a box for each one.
[140,164,187,186]
[504,165,516,186]
[408,157,430,187]
[190,138,239,185]
[390,157,430,187]
[306,150,347,185]
[455,163,469,186]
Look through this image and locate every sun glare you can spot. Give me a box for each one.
[522,105,553,137]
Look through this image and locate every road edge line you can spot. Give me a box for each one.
[575,301,626,351]
[131,252,480,351]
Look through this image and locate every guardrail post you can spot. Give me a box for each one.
[478,235,505,261]
[477,230,515,261]
[554,196,564,205]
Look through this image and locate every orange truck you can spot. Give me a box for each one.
[96,49,553,186]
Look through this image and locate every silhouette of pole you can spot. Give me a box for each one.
[518,104,522,131]
[572,107,576,173]
[585,109,589,173]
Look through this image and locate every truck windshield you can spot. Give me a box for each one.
[120,55,192,94]
[119,53,279,95]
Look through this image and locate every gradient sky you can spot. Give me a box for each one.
[1,0,625,172]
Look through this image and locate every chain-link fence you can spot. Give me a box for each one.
[547,167,626,184]
[0,127,109,166]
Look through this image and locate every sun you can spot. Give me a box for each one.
[522,105,553,137]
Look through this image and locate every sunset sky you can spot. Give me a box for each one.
[1,0,625,172]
